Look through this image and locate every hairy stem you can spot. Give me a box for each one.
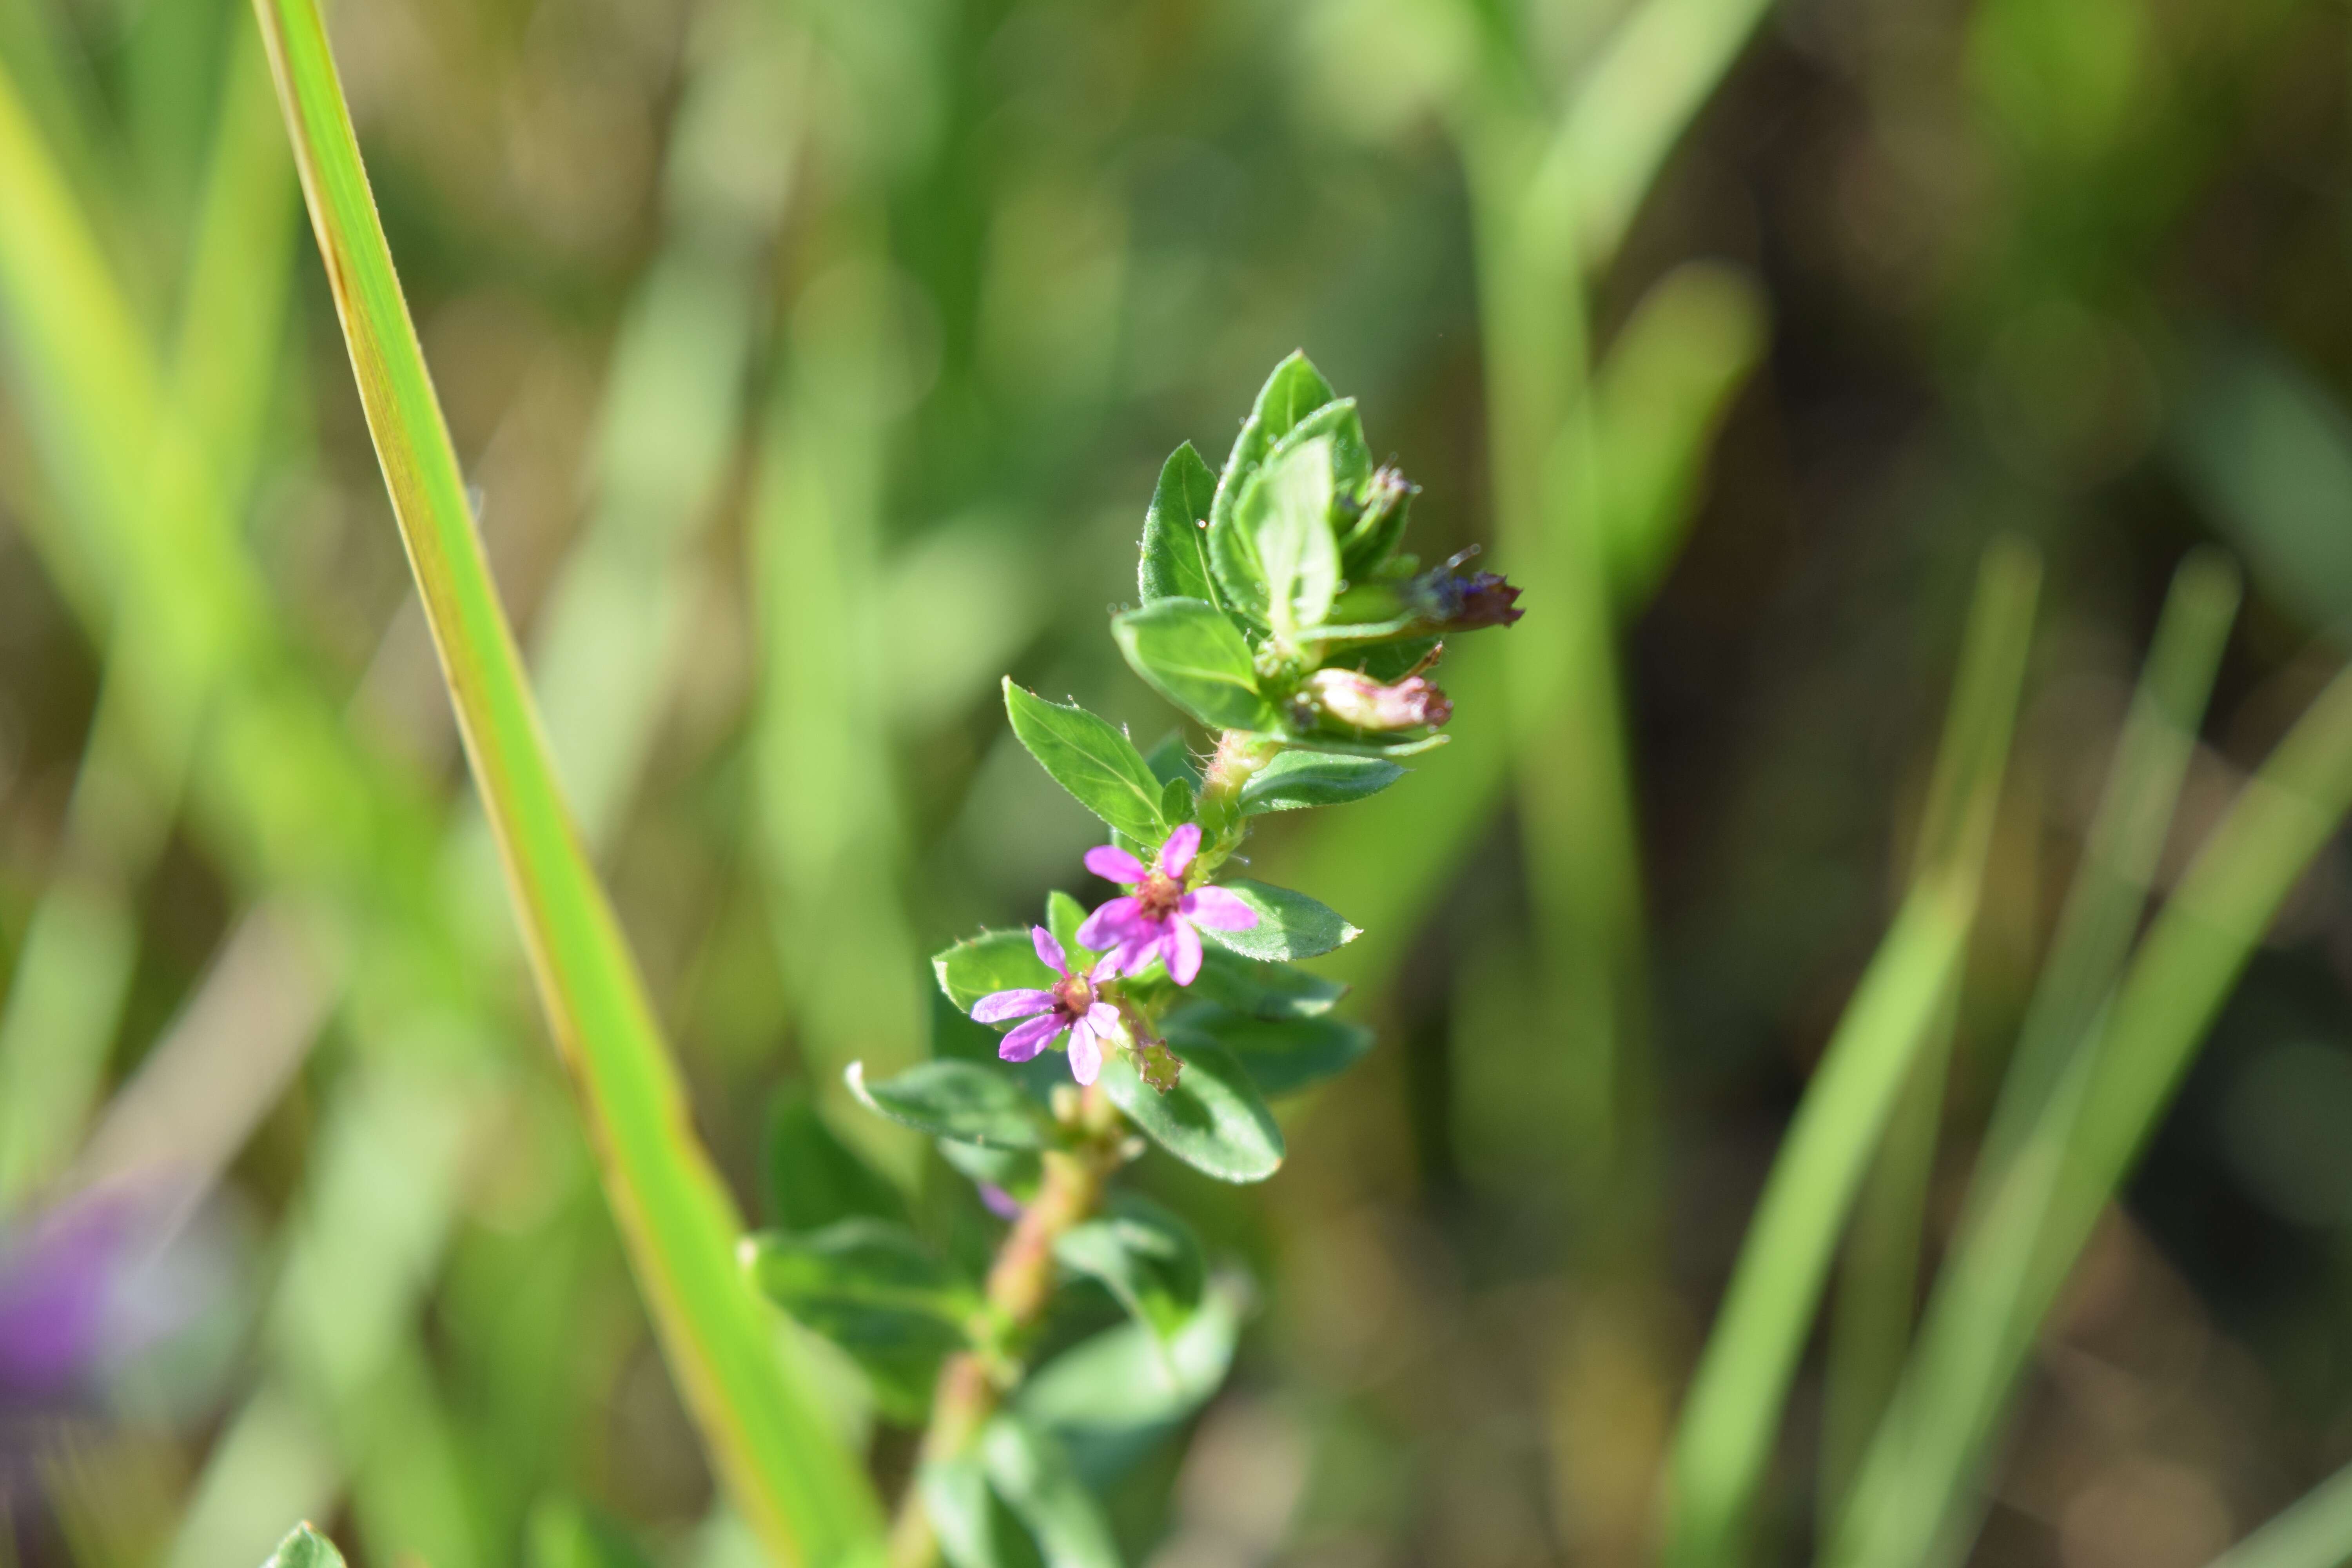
[1196,728,1274,873]
[887,1087,1127,1568]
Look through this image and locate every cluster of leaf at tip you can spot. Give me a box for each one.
[734,354,1512,1562]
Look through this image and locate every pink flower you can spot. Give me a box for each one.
[970,926,1122,1086]
[1298,667,1452,730]
[1075,824,1257,986]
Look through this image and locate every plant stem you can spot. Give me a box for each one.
[886,1088,1127,1568]
[1196,729,1274,873]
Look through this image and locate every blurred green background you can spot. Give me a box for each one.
[7,0,2352,1564]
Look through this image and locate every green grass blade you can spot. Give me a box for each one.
[1974,551,2241,1188]
[1815,984,1957,1523]
[2204,1462,2352,1568]
[245,0,884,1558]
[1818,552,2238,1521]
[1660,542,2040,1568]
[1539,0,1779,266]
[1828,626,2352,1568]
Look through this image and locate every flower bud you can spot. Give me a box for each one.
[1405,565,1523,630]
[1296,667,1453,732]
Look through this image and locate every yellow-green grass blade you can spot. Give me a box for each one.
[1659,542,2040,1568]
[1827,628,2352,1568]
[1972,551,2242,1191]
[245,0,884,1559]
[1815,983,1958,1523]
[1537,0,1779,267]
[2204,1461,2352,1568]
[172,12,819,1553]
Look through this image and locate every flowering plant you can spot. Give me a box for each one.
[741,352,1519,1564]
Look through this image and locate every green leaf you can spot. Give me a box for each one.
[762,1088,907,1232]
[1002,680,1168,845]
[846,1062,1056,1150]
[744,1221,969,1427]
[1207,353,1337,620]
[264,1525,347,1568]
[1269,397,1372,494]
[918,1457,1008,1568]
[1111,600,1278,731]
[1018,1277,1245,1483]
[743,1220,978,1345]
[246,0,884,1555]
[1100,1036,1283,1183]
[1207,499,1271,628]
[1241,436,1340,635]
[1138,441,1220,607]
[1160,776,1196,826]
[1196,880,1360,961]
[934,928,1055,1013]
[1190,948,1347,1020]
[1238,750,1405,815]
[1053,1194,1205,1339]
[1166,1007,1375,1098]
[1216,353,1335,508]
[978,1415,1123,1568]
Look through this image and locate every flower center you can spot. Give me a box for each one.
[1136,870,1184,921]
[1052,973,1095,1016]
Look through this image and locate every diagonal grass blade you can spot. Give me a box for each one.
[243,0,884,1559]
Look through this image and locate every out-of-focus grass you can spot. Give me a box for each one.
[6,0,2352,1563]
[1661,541,2037,1568]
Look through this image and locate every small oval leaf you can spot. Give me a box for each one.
[1002,680,1168,844]
[1053,1194,1205,1339]
[1138,441,1220,607]
[847,1061,1055,1149]
[933,928,1055,1013]
[1166,1006,1375,1097]
[1112,600,1277,731]
[1238,750,1405,814]
[1099,1037,1283,1183]
[1196,880,1360,961]
[1191,948,1348,1019]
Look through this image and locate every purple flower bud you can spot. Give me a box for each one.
[1405,564,1523,631]
[1297,667,1453,731]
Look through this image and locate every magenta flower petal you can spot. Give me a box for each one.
[1076,896,1146,950]
[1180,885,1258,932]
[1084,846,1147,884]
[1157,823,1202,878]
[973,988,1056,1024]
[1031,924,1068,977]
[1066,1019,1102,1085]
[999,1013,1064,1062]
[1086,954,1123,984]
[1084,1002,1122,1037]
[1167,919,1203,985]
